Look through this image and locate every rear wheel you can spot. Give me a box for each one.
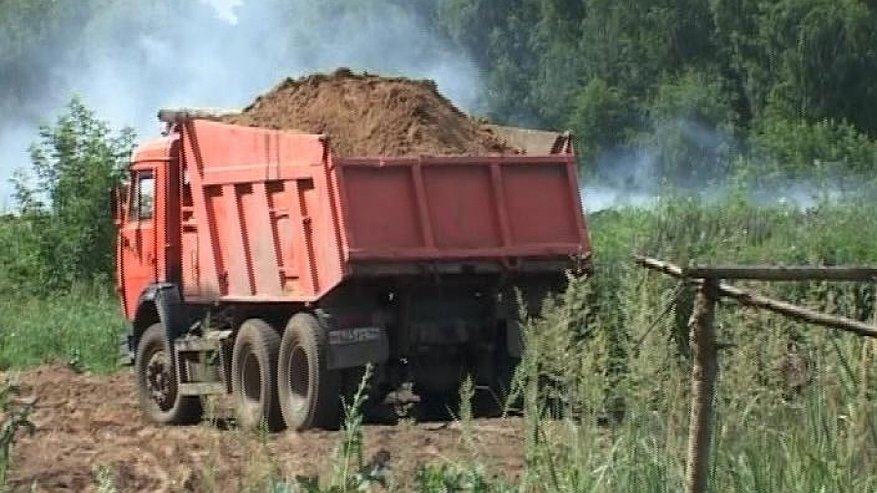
[135,323,202,425]
[231,319,284,431]
[277,313,341,430]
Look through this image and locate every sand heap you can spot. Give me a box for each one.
[222,68,517,157]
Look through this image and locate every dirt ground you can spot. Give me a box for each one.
[4,365,525,492]
[221,68,517,157]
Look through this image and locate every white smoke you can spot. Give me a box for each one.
[0,0,484,206]
[581,175,863,213]
[577,117,872,213]
[581,186,658,213]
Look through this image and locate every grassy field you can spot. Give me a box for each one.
[505,195,877,492]
[2,195,877,491]
[0,283,122,373]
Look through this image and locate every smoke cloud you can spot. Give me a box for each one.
[577,117,876,213]
[0,0,484,206]
[5,2,862,215]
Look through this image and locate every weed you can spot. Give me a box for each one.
[0,283,122,373]
[331,363,388,491]
[93,464,117,493]
[414,463,508,492]
[0,378,36,489]
[3,196,877,490]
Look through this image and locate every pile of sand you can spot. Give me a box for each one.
[221,68,517,157]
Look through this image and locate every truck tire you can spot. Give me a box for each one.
[135,323,202,425]
[231,319,284,431]
[277,313,341,430]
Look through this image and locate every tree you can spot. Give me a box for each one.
[637,70,738,183]
[8,98,134,292]
[712,0,877,133]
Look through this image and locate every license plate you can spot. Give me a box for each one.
[328,327,383,345]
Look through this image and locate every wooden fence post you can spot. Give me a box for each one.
[634,256,877,491]
[686,278,719,493]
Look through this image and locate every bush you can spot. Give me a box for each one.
[503,197,877,491]
[0,98,128,372]
[635,70,738,185]
[6,97,133,294]
[751,116,877,178]
[568,78,634,164]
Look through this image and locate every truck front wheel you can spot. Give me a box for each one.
[135,323,202,425]
[277,313,341,430]
[231,319,284,431]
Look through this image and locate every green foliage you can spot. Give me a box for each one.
[414,463,505,492]
[5,0,877,178]
[497,197,877,491]
[568,79,632,163]
[0,378,36,490]
[16,99,133,289]
[93,464,117,493]
[711,0,877,138]
[0,207,45,293]
[636,70,738,182]
[647,71,736,127]
[9,97,134,292]
[272,365,388,492]
[756,0,877,131]
[331,364,387,491]
[752,117,877,177]
[0,284,122,373]
[434,0,877,177]
[3,3,877,490]
[0,99,126,373]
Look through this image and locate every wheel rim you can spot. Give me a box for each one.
[145,349,175,411]
[241,347,263,406]
[287,343,310,414]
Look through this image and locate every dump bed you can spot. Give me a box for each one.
[161,119,589,303]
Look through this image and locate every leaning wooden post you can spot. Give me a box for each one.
[686,278,719,493]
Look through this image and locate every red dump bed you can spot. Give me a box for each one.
[154,120,589,303]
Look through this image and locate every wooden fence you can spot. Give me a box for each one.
[635,256,877,493]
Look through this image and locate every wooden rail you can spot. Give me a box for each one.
[636,256,877,338]
[683,265,877,281]
[633,255,877,493]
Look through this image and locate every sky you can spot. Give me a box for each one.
[201,0,243,23]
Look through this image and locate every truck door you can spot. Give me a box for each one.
[120,169,158,318]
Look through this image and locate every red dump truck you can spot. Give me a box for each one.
[116,110,590,430]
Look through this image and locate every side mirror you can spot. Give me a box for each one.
[112,184,129,225]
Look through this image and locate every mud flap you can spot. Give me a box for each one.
[131,282,188,351]
[119,332,134,366]
[152,284,188,341]
[326,327,389,370]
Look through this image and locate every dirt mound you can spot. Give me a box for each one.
[222,68,517,157]
[5,365,524,492]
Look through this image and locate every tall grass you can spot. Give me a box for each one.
[504,196,877,492]
[2,195,876,491]
[0,283,122,373]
